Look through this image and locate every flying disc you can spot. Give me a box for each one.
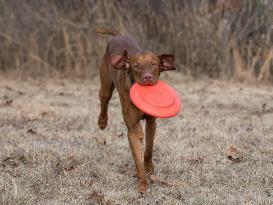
[130,80,181,118]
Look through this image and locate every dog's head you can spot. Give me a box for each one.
[109,50,175,85]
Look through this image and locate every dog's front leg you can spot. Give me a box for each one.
[144,116,156,175]
[120,96,147,193]
[119,90,147,193]
[127,124,147,193]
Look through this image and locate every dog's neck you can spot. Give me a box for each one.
[127,71,135,85]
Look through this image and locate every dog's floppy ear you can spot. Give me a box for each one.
[109,50,129,70]
[159,54,175,71]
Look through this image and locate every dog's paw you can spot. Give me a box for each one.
[98,114,108,130]
[138,180,147,194]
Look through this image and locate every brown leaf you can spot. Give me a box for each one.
[0,99,13,107]
[226,145,242,163]
[27,128,36,135]
[58,92,66,96]
[5,99,13,106]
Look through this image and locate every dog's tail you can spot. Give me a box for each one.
[95,28,121,36]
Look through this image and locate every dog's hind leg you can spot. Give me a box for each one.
[98,54,115,130]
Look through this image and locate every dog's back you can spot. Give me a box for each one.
[107,35,142,57]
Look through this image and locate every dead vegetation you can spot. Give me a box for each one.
[0,0,272,81]
[0,1,273,204]
[0,73,273,204]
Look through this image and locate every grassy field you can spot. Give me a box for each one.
[1,73,273,205]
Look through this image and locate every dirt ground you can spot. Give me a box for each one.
[1,73,273,205]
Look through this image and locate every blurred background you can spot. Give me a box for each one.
[0,0,272,82]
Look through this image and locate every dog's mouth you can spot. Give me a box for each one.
[139,80,158,86]
[143,82,153,86]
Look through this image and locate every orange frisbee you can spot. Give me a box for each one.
[130,80,181,118]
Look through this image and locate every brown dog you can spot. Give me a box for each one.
[96,28,175,193]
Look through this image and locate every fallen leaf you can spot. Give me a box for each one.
[226,145,242,163]
[58,92,66,96]
[0,99,13,107]
[27,128,36,135]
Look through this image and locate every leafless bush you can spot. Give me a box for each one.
[0,0,272,81]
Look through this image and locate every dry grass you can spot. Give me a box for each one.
[232,41,273,82]
[0,0,272,80]
[1,73,273,204]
